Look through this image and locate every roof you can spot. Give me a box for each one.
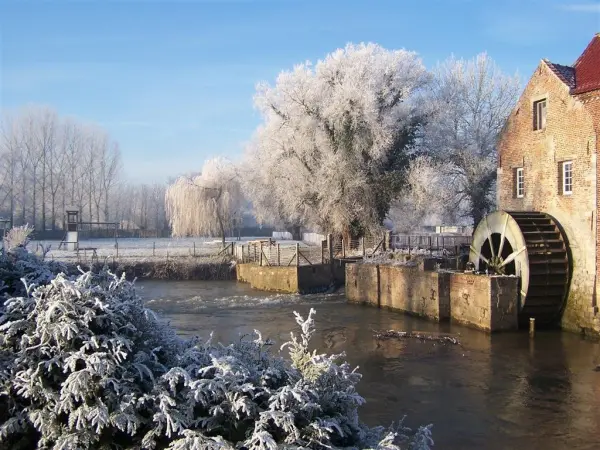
[542,34,600,95]
[573,33,600,94]
[544,61,576,90]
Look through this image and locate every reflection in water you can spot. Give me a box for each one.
[137,280,600,450]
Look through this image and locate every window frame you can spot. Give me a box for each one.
[562,161,573,195]
[533,98,547,131]
[516,167,524,198]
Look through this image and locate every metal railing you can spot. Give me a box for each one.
[238,241,324,266]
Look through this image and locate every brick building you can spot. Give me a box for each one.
[497,33,600,334]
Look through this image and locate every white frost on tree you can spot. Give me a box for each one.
[422,53,520,227]
[388,156,461,233]
[165,158,244,244]
[242,43,429,238]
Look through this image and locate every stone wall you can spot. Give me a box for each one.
[449,273,519,331]
[497,61,599,334]
[346,263,451,322]
[346,263,519,331]
[237,262,340,293]
[297,264,335,293]
[236,263,298,293]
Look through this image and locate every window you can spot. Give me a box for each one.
[563,161,573,195]
[516,168,524,198]
[533,98,547,130]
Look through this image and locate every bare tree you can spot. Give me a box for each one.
[422,53,520,227]
[36,108,58,230]
[0,113,21,226]
[100,142,121,222]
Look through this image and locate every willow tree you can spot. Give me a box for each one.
[242,42,429,240]
[165,158,243,244]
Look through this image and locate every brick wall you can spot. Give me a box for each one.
[497,61,599,333]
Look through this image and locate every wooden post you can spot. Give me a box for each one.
[260,242,263,266]
[231,242,235,256]
[295,243,300,267]
[361,237,366,257]
[341,238,346,259]
[277,244,281,266]
[385,231,391,252]
[193,241,196,257]
[529,318,535,338]
[327,234,333,262]
[381,233,386,252]
[441,235,445,252]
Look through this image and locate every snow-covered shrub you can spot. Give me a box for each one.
[0,268,433,449]
[2,224,34,252]
[0,227,66,299]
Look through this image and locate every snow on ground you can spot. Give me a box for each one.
[28,236,306,262]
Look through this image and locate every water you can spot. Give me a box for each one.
[138,280,600,450]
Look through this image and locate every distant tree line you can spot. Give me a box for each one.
[0,106,168,233]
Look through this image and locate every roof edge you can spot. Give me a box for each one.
[574,33,600,67]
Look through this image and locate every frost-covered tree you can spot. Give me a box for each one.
[388,156,464,233]
[243,43,429,239]
[165,158,244,244]
[422,53,520,227]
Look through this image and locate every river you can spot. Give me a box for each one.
[138,280,600,450]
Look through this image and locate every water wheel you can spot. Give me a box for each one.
[469,211,570,325]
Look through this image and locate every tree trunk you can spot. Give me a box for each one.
[218,212,226,246]
[42,157,46,231]
[32,169,37,228]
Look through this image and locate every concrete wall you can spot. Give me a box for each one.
[449,273,519,331]
[346,263,450,321]
[237,262,342,293]
[497,60,599,334]
[346,263,519,331]
[237,263,298,293]
[297,264,334,293]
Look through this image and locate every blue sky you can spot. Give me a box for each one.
[1,0,599,182]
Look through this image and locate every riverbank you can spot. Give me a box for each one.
[69,256,236,281]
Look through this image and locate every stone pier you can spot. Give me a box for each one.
[345,262,519,332]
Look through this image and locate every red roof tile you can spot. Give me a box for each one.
[573,34,600,94]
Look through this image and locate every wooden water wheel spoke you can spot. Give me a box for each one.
[499,245,526,268]
[470,244,490,265]
[484,216,496,259]
[498,213,509,257]
[469,210,570,326]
